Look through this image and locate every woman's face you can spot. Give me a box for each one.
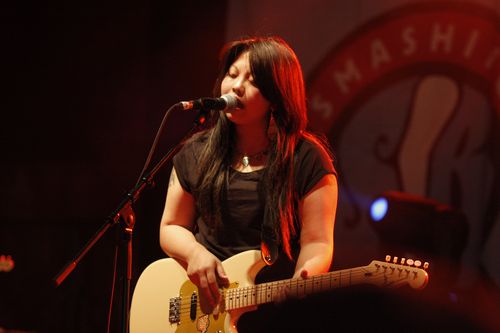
[220,51,271,127]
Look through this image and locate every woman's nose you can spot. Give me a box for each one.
[232,79,244,96]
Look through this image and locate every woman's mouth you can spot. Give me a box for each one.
[236,99,244,109]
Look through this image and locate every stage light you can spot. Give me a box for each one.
[370,197,388,222]
[368,191,468,260]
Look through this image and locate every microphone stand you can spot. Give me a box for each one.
[53,105,210,333]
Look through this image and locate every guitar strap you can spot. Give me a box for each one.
[261,205,279,266]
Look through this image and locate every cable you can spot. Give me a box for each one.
[135,103,181,186]
[106,243,120,333]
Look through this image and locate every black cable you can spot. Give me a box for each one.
[107,243,120,333]
[135,103,181,186]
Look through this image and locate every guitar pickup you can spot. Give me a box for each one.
[190,292,197,320]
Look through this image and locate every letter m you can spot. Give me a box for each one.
[333,59,362,94]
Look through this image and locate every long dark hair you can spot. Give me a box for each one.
[194,36,331,258]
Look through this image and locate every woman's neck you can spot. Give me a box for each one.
[234,124,269,154]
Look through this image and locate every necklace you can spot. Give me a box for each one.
[239,149,269,167]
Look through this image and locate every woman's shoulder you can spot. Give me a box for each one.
[174,131,209,164]
[296,132,337,175]
[293,133,337,197]
[180,131,209,152]
[297,133,333,160]
[172,131,210,192]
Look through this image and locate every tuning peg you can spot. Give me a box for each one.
[414,260,422,267]
[423,262,430,270]
[385,255,391,262]
[400,258,406,265]
[406,259,414,266]
[392,256,398,263]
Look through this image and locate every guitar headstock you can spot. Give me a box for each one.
[364,255,429,290]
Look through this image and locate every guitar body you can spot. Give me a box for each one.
[130,250,267,333]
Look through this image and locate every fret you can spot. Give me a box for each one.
[257,283,266,305]
[255,285,262,304]
[319,274,328,292]
[295,277,306,298]
[272,281,279,301]
[246,285,256,306]
[242,286,248,307]
[258,282,273,305]
[226,289,233,310]
[333,271,340,288]
[243,286,249,307]
[270,281,279,301]
[261,283,267,304]
[225,289,231,310]
[249,285,256,306]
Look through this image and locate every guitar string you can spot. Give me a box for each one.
[176,273,416,320]
[173,267,422,315]
[175,268,421,315]
[226,270,405,308]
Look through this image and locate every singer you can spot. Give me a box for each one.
[159,36,338,331]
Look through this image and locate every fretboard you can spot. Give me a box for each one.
[223,266,374,310]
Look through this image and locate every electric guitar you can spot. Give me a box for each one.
[130,250,429,333]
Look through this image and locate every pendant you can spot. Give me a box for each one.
[242,155,249,167]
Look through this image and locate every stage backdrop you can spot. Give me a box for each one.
[226,0,499,291]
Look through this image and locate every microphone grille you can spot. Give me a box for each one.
[221,94,238,110]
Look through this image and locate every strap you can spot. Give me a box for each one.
[260,206,279,265]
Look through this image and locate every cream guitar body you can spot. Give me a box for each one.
[130,250,264,333]
[130,250,428,333]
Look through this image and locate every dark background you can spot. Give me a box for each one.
[1,1,499,333]
[1,1,227,331]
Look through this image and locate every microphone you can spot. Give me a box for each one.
[178,94,238,111]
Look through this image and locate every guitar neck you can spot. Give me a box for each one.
[224,266,368,310]
[224,259,428,311]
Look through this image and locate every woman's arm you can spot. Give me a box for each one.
[294,174,338,279]
[159,167,198,261]
[159,167,228,308]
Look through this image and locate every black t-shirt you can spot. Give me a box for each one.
[173,136,336,260]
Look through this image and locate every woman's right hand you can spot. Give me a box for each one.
[159,167,229,312]
[185,246,230,311]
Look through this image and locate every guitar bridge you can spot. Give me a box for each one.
[169,297,181,323]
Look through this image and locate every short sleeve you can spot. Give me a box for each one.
[295,139,337,198]
[172,140,200,194]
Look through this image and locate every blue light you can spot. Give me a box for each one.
[370,197,388,222]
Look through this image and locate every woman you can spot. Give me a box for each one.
[159,36,338,312]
